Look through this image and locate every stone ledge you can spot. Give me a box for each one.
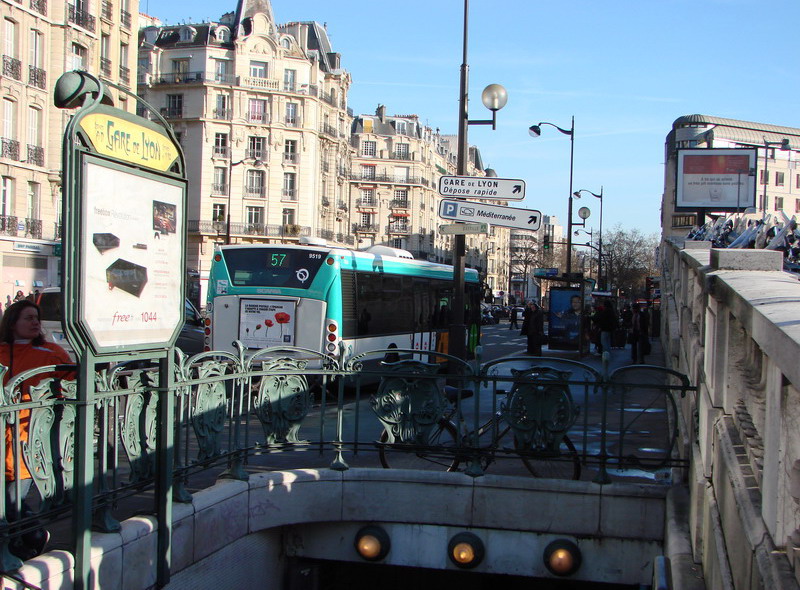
[710,248,783,271]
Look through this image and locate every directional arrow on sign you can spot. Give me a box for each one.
[438,176,527,201]
[438,199,542,231]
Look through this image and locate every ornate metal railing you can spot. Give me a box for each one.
[1,138,20,161]
[0,215,18,236]
[67,4,96,31]
[28,66,46,89]
[2,56,21,81]
[26,145,44,167]
[30,0,47,15]
[0,346,692,571]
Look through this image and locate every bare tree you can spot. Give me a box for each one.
[602,224,659,296]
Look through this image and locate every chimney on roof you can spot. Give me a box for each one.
[376,104,386,122]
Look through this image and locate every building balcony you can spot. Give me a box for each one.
[390,199,410,209]
[388,152,412,161]
[0,216,18,236]
[2,56,21,81]
[283,153,299,165]
[247,112,269,124]
[320,92,337,107]
[100,57,112,78]
[160,107,183,119]
[242,76,279,91]
[29,0,46,15]
[189,220,311,239]
[67,4,96,31]
[25,218,42,239]
[101,0,113,20]
[244,186,265,198]
[155,72,205,85]
[212,146,230,158]
[337,201,348,212]
[54,222,61,241]
[28,66,46,89]
[27,145,44,167]
[321,123,338,138]
[387,224,411,235]
[119,66,130,87]
[284,117,302,128]
[282,189,296,201]
[211,182,228,195]
[1,138,20,161]
[245,148,267,161]
[353,223,379,233]
[213,73,237,85]
[349,173,421,185]
[213,108,233,120]
[120,8,131,28]
[355,198,377,208]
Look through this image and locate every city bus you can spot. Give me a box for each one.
[204,242,482,361]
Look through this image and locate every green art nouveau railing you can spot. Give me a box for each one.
[0,344,694,575]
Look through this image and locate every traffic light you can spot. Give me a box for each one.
[645,276,654,293]
[543,234,550,249]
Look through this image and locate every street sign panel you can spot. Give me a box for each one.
[438,199,542,231]
[438,175,526,200]
[438,222,489,235]
[534,268,559,277]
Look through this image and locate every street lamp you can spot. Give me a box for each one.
[528,117,575,274]
[761,137,790,214]
[449,0,507,363]
[574,228,595,279]
[226,157,263,244]
[573,187,603,287]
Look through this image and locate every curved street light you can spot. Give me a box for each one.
[528,117,576,275]
[573,187,604,287]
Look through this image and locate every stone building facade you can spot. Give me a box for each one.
[1,0,137,294]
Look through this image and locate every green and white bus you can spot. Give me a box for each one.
[204,242,482,359]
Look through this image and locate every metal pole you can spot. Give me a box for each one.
[226,157,232,244]
[763,143,768,214]
[598,186,603,289]
[565,116,575,276]
[449,0,470,362]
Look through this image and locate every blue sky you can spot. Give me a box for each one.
[146,0,800,237]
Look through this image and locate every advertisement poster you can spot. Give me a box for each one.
[239,299,296,348]
[676,149,756,209]
[548,288,583,351]
[81,160,183,348]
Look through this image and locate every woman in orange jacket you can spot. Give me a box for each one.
[1,300,73,560]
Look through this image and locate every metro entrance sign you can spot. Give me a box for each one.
[438,199,542,231]
[438,175,526,200]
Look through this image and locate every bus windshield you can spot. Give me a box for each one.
[221,247,327,289]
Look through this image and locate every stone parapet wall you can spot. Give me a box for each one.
[662,239,800,589]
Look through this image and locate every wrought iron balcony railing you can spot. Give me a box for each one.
[212,146,230,158]
[30,0,47,15]
[0,215,18,236]
[387,224,411,235]
[25,218,42,239]
[2,56,21,80]
[101,0,113,20]
[213,108,232,120]
[283,153,299,165]
[353,223,379,233]
[1,138,20,161]
[100,57,112,78]
[390,199,410,209]
[244,185,266,198]
[119,66,130,86]
[211,182,228,195]
[245,148,266,161]
[67,4,96,31]
[27,145,44,167]
[120,8,131,28]
[155,72,204,84]
[321,123,338,138]
[161,107,183,119]
[281,189,296,200]
[28,66,46,89]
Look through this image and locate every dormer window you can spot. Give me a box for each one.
[213,26,230,43]
[280,37,290,49]
[179,26,197,42]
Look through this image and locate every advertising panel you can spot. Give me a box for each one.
[238,299,296,348]
[548,287,583,351]
[80,158,184,349]
[676,148,757,210]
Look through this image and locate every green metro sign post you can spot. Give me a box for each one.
[54,70,187,589]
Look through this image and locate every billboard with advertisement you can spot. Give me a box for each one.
[676,148,757,210]
[547,287,583,351]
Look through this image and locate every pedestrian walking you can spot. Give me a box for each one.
[595,303,617,355]
[509,306,519,330]
[629,303,650,364]
[521,301,545,355]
